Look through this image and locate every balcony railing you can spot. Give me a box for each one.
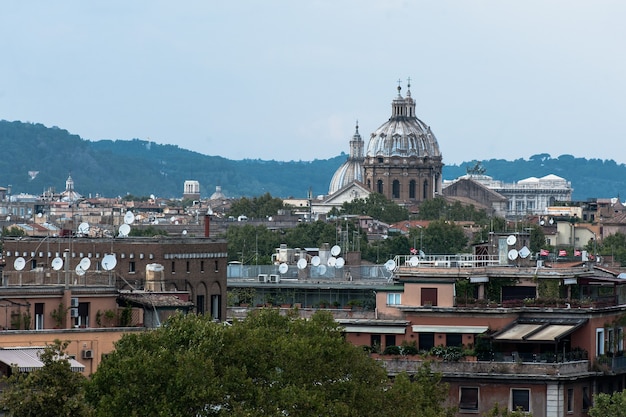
[1,270,116,287]
[377,356,591,377]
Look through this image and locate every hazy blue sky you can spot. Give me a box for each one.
[1,1,624,165]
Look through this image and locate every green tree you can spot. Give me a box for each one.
[598,232,626,266]
[228,192,286,219]
[589,390,626,417]
[86,310,452,417]
[340,193,409,223]
[421,220,469,254]
[225,224,281,263]
[2,226,25,237]
[0,340,92,417]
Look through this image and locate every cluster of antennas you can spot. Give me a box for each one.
[277,245,345,275]
[505,234,531,261]
[13,253,117,273]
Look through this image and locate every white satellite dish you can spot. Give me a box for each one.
[335,257,345,268]
[278,263,288,274]
[182,230,188,235]
[124,211,135,224]
[75,265,86,276]
[297,258,307,270]
[78,222,90,234]
[79,257,91,270]
[101,254,117,271]
[330,245,341,256]
[384,259,396,271]
[508,249,519,260]
[118,223,131,237]
[409,256,419,266]
[327,256,336,267]
[549,218,554,224]
[14,257,26,271]
[319,264,327,275]
[311,256,321,266]
[519,246,531,259]
[540,220,545,226]
[37,212,43,218]
[506,235,517,246]
[51,257,64,271]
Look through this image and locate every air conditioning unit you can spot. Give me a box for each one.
[71,297,79,307]
[269,274,280,283]
[258,274,268,283]
[82,349,93,359]
[70,308,79,318]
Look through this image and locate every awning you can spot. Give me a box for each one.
[0,347,85,372]
[492,319,586,343]
[341,325,406,335]
[412,325,488,334]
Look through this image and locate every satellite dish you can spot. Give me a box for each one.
[384,259,396,271]
[278,263,288,274]
[409,256,419,267]
[311,256,321,266]
[101,254,117,271]
[78,222,90,234]
[297,258,307,270]
[506,235,517,246]
[14,257,25,271]
[37,212,43,218]
[182,230,188,235]
[519,246,531,259]
[79,257,91,270]
[318,264,327,275]
[549,218,554,225]
[508,249,519,260]
[327,256,336,267]
[540,220,545,226]
[335,257,345,268]
[6,216,10,221]
[51,257,64,271]
[75,265,86,276]
[124,211,135,224]
[330,245,341,256]
[118,223,131,237]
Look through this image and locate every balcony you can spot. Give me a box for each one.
[377,356,592,378]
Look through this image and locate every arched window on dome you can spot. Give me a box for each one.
[377,180,384,194]
[423,180,429,200]
[392,180,400,199]
[409,180,416,199]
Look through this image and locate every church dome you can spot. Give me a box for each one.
[366,82,441,158]
[329,123,365,195]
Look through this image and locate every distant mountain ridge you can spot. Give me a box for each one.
[0,120,622,201]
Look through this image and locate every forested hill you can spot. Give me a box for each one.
[0,120,623,201]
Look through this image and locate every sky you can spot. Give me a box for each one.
[1,1,625,165]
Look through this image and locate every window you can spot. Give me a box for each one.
[196,295,205,315]
[582,386,591,411]
[392,180,400,199]
[214,260,219,272]
[371,334,382,351]
[423,180,428,199]
[186,261,190,273]
[200,260,204,273]
[446,333,463,347]
[385,334,396,349]
[387,293,401,305]
[567,388,573,413]
[409,180,416,199]
[510,389,530,413]
[597,328,605,355]
[419,333,435,351]
[421,288,438,306]
[377,180,384,194]
[35,303,44,330]
[211,294,220,320]
[171,261,176,273]
[459,387,479,412]
[128,261,136,273]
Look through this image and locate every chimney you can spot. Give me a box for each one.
[204,214,211,237]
